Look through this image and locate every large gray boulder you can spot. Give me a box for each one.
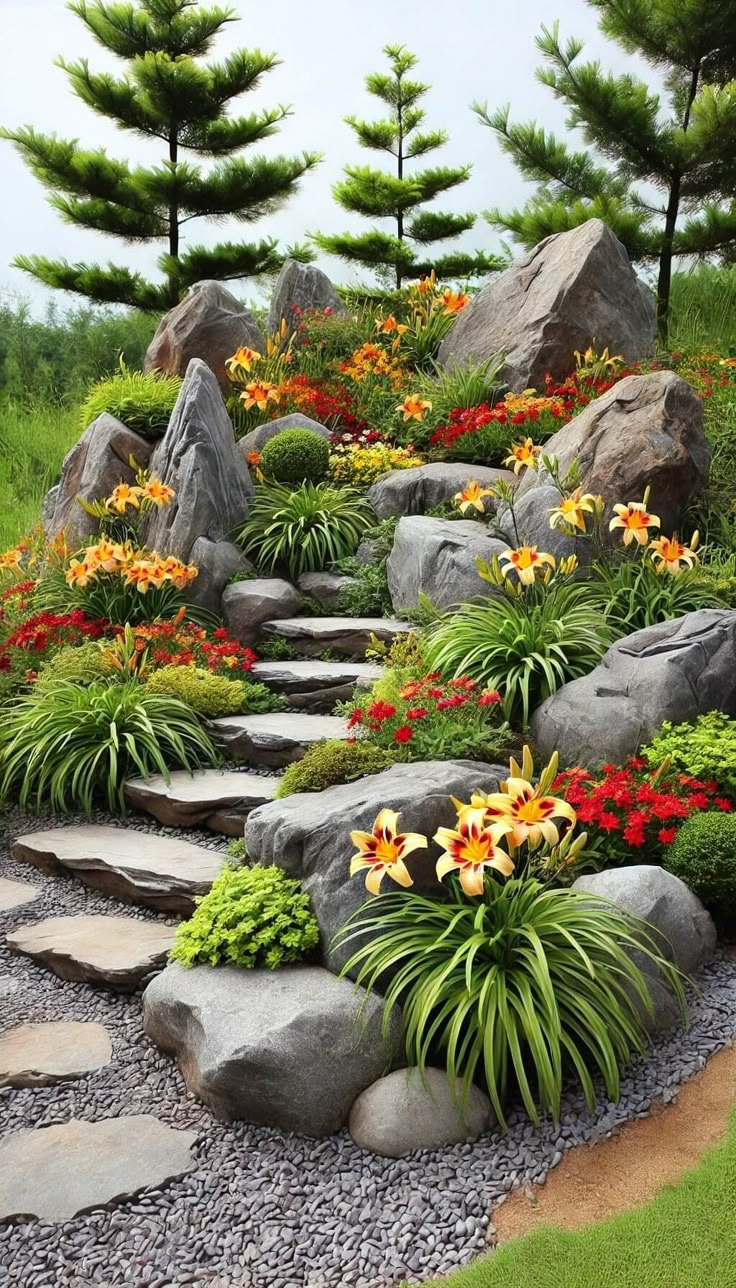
[238,412,331,460]
[143,961,401,1136]
[532,610,736,769]
[349,1068,492,1157]
[368,462,513,520]
[514,370,709,538]
[245,759,505,973]
[222,578,304,645]
[186,538,252,615]
[297,570,356,611]
[268,258,345,335]
[144,280,265,394]
[387,516,506,613]
[45,414,153,548]
[143,359,254,562]
[438,219,655,389]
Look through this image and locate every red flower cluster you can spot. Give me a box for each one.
[279,373,367,436]
[0,608,108,671]
[127,619,257,674]
[553,759,732,860]
[347,673,502,746]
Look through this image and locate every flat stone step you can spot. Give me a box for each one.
[210,712,350,767]
[125,769,281,835]
[12,825,225,914]
[0,1115,196,1225]
[0,1021,112,1089]
[260,616,411,659]
[6,915,176,991]
[0,876,40,912]
[252,659,384,709]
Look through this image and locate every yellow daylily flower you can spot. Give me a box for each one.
[396,395,432,422]
[434,808,515,897]
[141,477,175,508]
[107,482,144,514]
[349,808,428,895]
[648,532,700,576]
[0,547,23,573]
[65,557,96,588]
[548,487,601,534]
[609,496,660,546]
[241,380,281,412]
[503,438,542,476]
[453,479,495,514]
[499,545,556,586]
[464,748,576,851]
[225,346,263,381]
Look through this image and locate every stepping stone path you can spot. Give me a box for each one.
[252,659,384,710]
[0,1021,112,1088]
[0,876,39,912]
[260,615,411,658]
[0,1115,197,1224]
[125,768,281,834]
[6,915,176,991]
[13,825,225,914]
[211,711,351,767]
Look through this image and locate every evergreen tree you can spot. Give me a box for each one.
[474,2,736,338]
[1,0,320,310]
[314,44,502,290]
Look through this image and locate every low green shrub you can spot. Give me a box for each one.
[260,429,330,483]
[144,665,282,717]
[642,711,736,799]
[664,812,736,925]
[80,365,182,438]
[239,481,373,579]
[33,641,117,693]
[337,558,393,617]
[172,865,320,969]
[275,739,394,797]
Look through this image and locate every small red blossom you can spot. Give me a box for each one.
[394,725,414,744]
[405,707,429,721]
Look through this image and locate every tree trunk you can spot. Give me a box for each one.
[657,64,701,343]
[396,96,404,291]
[168,129,180,308]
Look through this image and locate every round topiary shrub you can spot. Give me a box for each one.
[260,429,330,483]
[664,811,736,926]
[275,738,394,797]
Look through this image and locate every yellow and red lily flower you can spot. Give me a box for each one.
[609,496,660,546]
[396,395,432,422]
[108,482,144,514]
[375,315,408,336]
[349,808,428,895]
[241,380,281,412]
[65,557,96,588]
[503,437,541,475]
[499,545,556,586]
[140,477,175,508]
[453,479,495,515]
[434,808,515,896]
[548,488,601,534]
[648,532,700,575]
[463,748,576,850]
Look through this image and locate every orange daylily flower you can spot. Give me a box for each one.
[454,479,495,514]
[609,496,660,546]
[225,346,263,380]
[241,380,281,412]
[0,547,23,572]
[396,394,432,422]
[499,545,556,586]
[548,488,601,534]
[434,808,515,897]
[108,482,144,514]
[141,477,175,508]
[84,537,122,573]
[441,288,470,314]
[349,808,428,895]
[375,315,408,336]
[65,557,96,588]
[503,438,542,476]
[246,450,262,467]
[648,532,700,575]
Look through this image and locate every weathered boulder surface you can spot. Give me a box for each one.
[387,516,506,613]
[349,1068,492,1157]
[268,258,345,335]
[144,280,265,394]
[531,610,736,769]
[368,462,513,520]
[143,359,253,562]
[261,616,411,659]
[143,961,401,1136]
[515,370,709,536]
[186,538,252,614]
[297,570,355,611]
[246,759,504,972]
[45,414,153,547]
[222,578,304,645]
[438,219,655,389]
[238,412,331,459]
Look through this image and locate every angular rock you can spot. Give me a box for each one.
[261,615,411,659]
[368,463,513,520]
[144,280,265,394]
[222,577,304,646]
[185,537,252,614]
[238,411,331,460]
[387,517,506,613]
[0,876,39,912]
[349,1068,492,1157]
[211,711,351,767]
[355,535,392,566]
[268,258,345,336]
[251,660,383,711]
[143,359,254,562]
[125,768,280,831]
[0,1116,196,1225]
[6,916,176,991]
[13,826,225,915]
[531,610,736,769]
[0,1022,112,1089]
[514,370,709,537]
[143,961,400,1136]
[246,759,504,972]
[297,570,356,611]
[438,219,655,389]
[45,414,153,547]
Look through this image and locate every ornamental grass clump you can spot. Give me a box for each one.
[238,481,373,578]
[80,365,182,438]
[172,865,320,970]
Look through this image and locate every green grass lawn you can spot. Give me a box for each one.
[427,1108,736,1288]
[0,401,79,548]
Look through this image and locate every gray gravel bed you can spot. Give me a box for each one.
[2,807,736,1287]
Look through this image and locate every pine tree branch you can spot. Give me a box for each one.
[675,203,736,255]
[166,238,284,288]
[0,127,150,212]
[331,167,423,218]
[50,193,167,240]
[180,109,289,154]
[311,229,417,271]
[410,249,505,279]
[160,152,321,220]
[11,252,167,309]
[412,164,473,203]
[485,193,655,260]
[344,117,399,155]
[406,210,476,244]
[68,0,236,60]
[405,129,448,159]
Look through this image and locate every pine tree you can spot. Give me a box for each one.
[474,2,736,338]
[1,0,321,311]
[314,44,502,290]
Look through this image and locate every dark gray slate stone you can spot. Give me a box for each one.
[368,462,513,520]
[268,258,345,335]
[387,516,506,612]
[45,414,153,547]
[143,961,401,1136]
[245,759,504,973]
[349,1068,492,1157]
[144,280,265,394]
[531,610,736,769]
[186,538,252,614]
[238,412,331,459]
[210,712,350,767]
[261,616,411,658]
[438,219,655,390]
[222,577,304,645]
[297,570,356,611]
[143,359,254,562]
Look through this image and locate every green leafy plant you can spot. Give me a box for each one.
[0,679,218,814]
[642,711,736,799]
[593,560,725,633]
[238,481,373,578]
[260,428,331,483]
[665,812,736,927]
[80,365,182,437]
[32,640,117,693]
[336,877,685,1126]
[172,865,320,969]
[275,739,394,797]
[226,838,248,864]
[144,665,283,718]
[337,557,393,617]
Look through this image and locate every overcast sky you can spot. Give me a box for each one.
[0,0,641,313]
